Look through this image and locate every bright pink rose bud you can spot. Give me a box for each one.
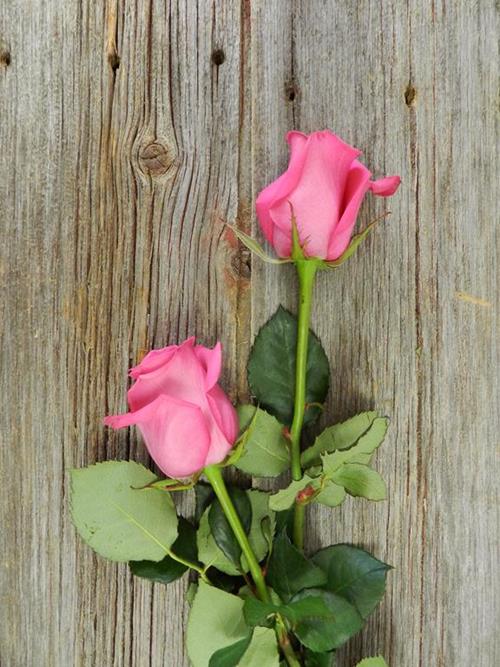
[256,130,401,260]
[104,338,239,479]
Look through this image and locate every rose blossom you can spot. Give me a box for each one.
[256,129,401,260]
[104,338,238,478]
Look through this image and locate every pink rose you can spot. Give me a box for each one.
[104,338,239,478]
[256,130,401,260]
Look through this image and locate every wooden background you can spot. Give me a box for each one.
[1,1,498,665]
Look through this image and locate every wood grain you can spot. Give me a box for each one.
[0,1,497,666]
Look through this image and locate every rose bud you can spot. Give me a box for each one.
[104,338,239,479]
[256,129,401,260]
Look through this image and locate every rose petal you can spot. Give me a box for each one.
[194,342,222,391]
[255,132,309,246]
[207,385,239,444]
[327,161,371,260]
[369,175,401,196]
[269,131,361,258]
[105,394,211,478]
[129,345,178,379]
[127,337,205,411]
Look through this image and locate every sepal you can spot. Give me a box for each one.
[228,224,292,265]
[320,212,390,270]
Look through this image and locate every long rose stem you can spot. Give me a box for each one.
[203,465,302,665]
[290,260,318,550]
[203,464,269,602]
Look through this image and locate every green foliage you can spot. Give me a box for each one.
[315,481,346,507]
[269,414,388,513]
[70,461,178,562]
[356,658,388,667]
[319,417,389,473]
[274,507,295,540]
[188,583,280,667]
[197,490,275,575]
[331,463,386,500]
[269,476,346,512]
[238,627,280,666]
[291,588,363,652]
[312,545,391,619]
[195,482,215,522]
[228,224,292,266]
[243,596,332,627]
[301,412,379,468]
[234,406,290,477]
[268,475,318,511]
[247,307,329,426]
[209,487,252,567]
[266,532,327,602]
[187,581,248,667]
[209,633,253,667]
[304,648,336,667]
[130,517,198,584]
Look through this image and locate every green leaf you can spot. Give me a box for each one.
[315,481,346,508]
[261,515,273,558]
[304,648,336,667]
[243,596,332,627]
[187,581,249,667]
[186,582,198,606]
[247,307,329,426]
[198,490,275,575]
[301,412,378,468]
[268,475,318,512]
[267,532,327,602]
[197,509,239,574]
[331,464,387,501]
[274,507,295,541]
[320,417,389,475]
[312,545,391,619]
[70,461,178,562]
[291,588,363,652]
[234,406,290,477]
[356,658,388,667]
[242,490,276,571]
[207,569,245,594]
[239,627,280,667]
[129,517,198,584]
[209,487,252,568]
[228,224,292,265]
[195,482,215,522]
[209,633,253,667]
[269,476,346,511]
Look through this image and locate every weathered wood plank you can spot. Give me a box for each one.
[1,2,243,665]
[249,2,498,666]
[0,1,497,666]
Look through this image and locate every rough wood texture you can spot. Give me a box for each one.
[1,2,497,666]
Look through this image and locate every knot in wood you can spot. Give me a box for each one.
[231,250,251,281]
[139,142,174,176]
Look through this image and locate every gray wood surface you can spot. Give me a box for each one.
[1,2,497,666]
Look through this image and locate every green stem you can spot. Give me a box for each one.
[276,615,302,667]
[203,466,302,664]
[290,260,318,550]
[203,465,269,602]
